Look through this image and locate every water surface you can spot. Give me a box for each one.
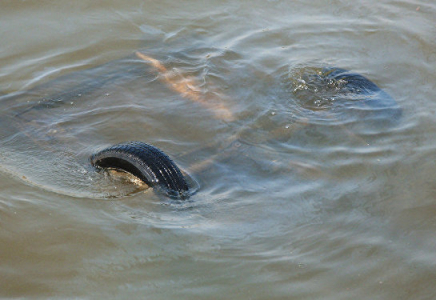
[1,0,436,299]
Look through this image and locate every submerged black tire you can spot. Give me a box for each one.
[289,67,402,129]
[322,67,402,122]
[91,141,189,199]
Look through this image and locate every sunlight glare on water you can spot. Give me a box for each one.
[0,0,436,299]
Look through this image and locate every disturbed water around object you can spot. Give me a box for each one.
[1,1,436,299]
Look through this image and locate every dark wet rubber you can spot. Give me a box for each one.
[322,67,402,120]
[91,141,189,199]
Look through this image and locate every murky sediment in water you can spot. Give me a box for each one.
[0,1,435,299]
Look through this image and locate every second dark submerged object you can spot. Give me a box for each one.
[290,67,402,128]
[322,68,401,118]
[91,141,190,199]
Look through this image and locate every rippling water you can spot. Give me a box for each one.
[1,0,436,299]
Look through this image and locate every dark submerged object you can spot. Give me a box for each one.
[323,67,401,119]
[91,141,190,199]
[290,67,402,128]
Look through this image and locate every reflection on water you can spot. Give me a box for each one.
[1,0,436,299]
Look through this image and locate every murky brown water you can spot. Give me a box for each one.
[1,0,436,299]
